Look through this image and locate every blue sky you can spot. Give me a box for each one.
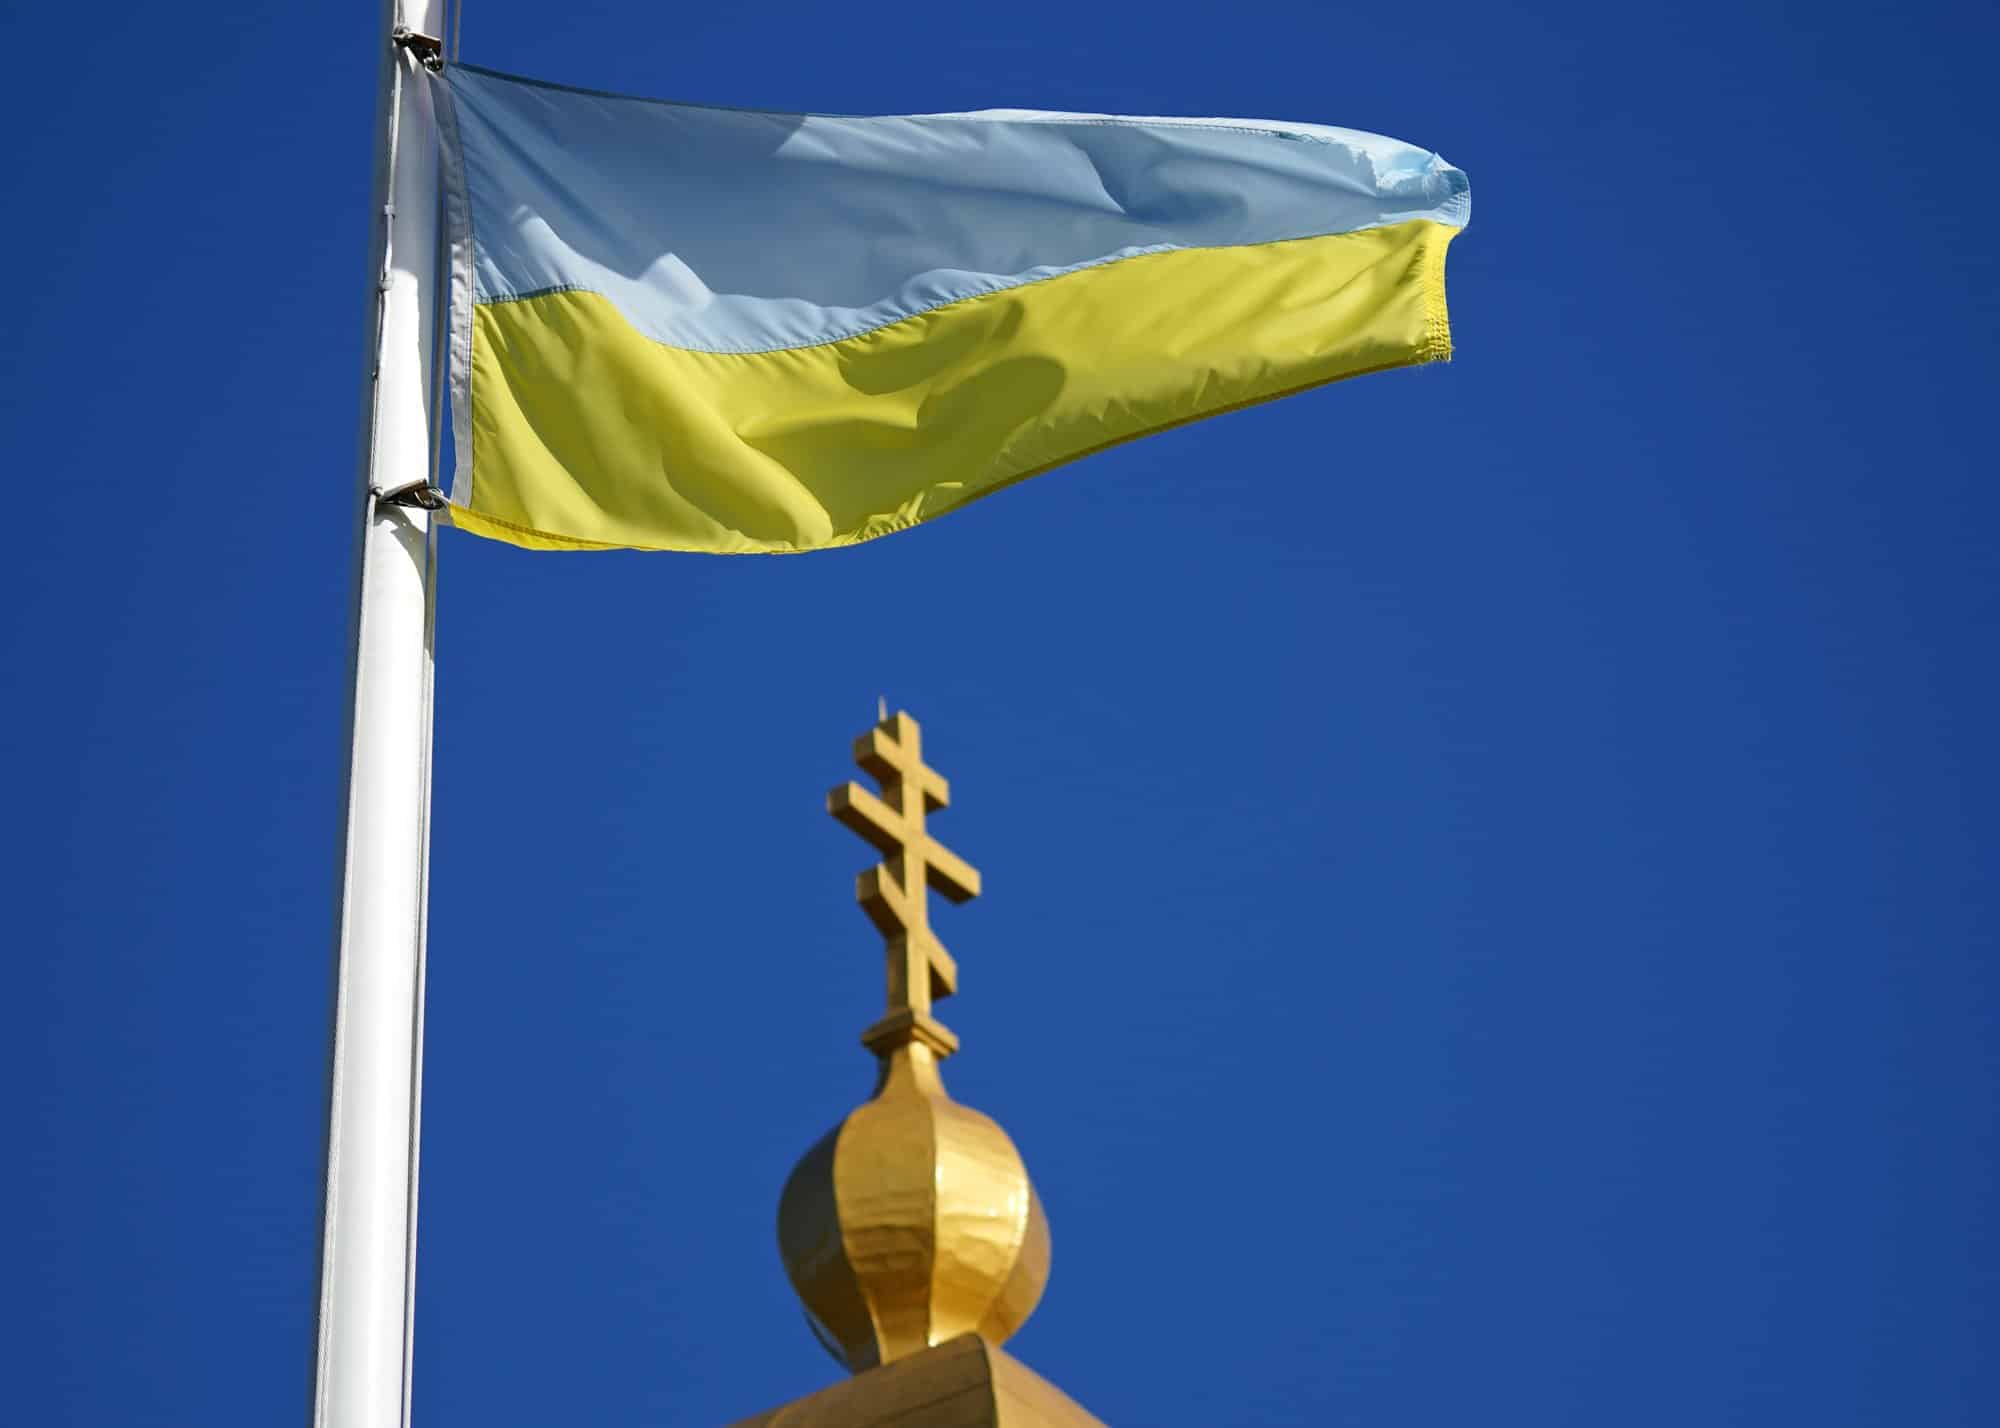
[4,2,1995,1425]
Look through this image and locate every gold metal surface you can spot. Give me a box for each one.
[777,711,1050,1374]
[725,1334,1106,1428]
[829,710,981,1059]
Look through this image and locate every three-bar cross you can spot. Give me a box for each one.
[828,711,982,1057]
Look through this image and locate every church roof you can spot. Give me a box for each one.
[726,1334,1105,1428]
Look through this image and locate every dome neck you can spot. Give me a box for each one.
[871,1039,948,1101]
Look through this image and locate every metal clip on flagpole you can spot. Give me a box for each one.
[313,5,449,1428]
[373,479,448,510]
[391,27,445,71]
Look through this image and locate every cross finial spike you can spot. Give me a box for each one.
[827,709,981,1060]
[877,694,888,723]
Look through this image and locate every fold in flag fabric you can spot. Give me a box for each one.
[435,64,1470,553]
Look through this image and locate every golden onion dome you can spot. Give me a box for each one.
[778,1039,1050,1372]
[781,709,1050,1373]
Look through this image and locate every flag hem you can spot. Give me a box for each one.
[433,70,478,511]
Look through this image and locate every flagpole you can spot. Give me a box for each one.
[314,4,448,1426]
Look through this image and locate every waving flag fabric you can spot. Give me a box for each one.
[435,64,1470,553]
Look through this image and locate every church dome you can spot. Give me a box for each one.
[782,708,1052,1372]
[778,1040,1050,1372]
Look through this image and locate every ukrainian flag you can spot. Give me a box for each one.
[436,65,1469,553]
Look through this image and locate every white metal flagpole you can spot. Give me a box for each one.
[313,3,449,1426]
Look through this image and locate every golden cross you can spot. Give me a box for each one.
[828,710,982,1058]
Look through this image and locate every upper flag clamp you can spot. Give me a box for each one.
[391,26,444,71]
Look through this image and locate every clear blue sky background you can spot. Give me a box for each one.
[4,2,1994,1424]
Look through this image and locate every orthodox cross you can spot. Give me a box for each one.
[829,710,982,1058]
